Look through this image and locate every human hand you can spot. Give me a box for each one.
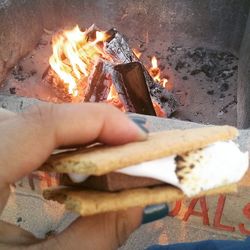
[0,103,147,250]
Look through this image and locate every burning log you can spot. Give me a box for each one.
[42,66,73,103]
[112,62,156,115]
[84,60,111,102]
[42,25,178,117]
[104,28,137,63]
[104,29,179,116]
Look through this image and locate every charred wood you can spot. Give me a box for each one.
[84,60,111,102]
[42,66,72,103]
[149,82,179,116]
[41,27,178,116]
[111,70,135,112]
[104,29,179,116]
[104,29,136,64]
[113,62,156,115]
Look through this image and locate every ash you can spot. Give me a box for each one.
[132,40,238,125]
[168,47,238,126]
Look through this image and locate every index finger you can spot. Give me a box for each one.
[0,103,147,185]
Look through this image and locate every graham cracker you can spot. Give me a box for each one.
[43,184,237,216]
[41,126,238,175]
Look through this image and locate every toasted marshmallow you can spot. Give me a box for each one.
[69,141,249,197]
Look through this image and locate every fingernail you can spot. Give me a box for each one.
[130,117,149,134]
[129,116,147,124]
[142,204,169,224]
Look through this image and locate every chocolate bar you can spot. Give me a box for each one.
[60,172,164,191]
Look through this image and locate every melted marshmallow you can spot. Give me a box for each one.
[69,141,249,197]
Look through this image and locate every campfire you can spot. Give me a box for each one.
[42,25,178,117]
[0,4,242,127]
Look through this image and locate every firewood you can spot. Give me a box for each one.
[84,60,111,102]
[104,29,136,63]
[104,29,179,116]
[113,62,156,115]
[42,66,73,102]
[42,27,178,116]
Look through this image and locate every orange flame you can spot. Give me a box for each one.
[49,25,110,97]
[151,56,158,68]
[49,25,171,117]
[148,56,170,89]
[132,48,142,59]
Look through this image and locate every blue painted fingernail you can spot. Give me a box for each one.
[130,117,149,133]
[130,116,147,124]
[142,204,169,224]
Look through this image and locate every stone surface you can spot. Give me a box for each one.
[237,10,250,129]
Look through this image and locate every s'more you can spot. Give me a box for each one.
[42,126,249,216]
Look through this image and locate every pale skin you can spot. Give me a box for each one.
[0,103,147,250]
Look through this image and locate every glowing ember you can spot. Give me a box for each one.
[153,101,166,117]
[49,25,111,97]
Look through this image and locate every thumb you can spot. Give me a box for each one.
[46,207,143,250]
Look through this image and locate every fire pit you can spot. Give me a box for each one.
[40,25,178,116]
